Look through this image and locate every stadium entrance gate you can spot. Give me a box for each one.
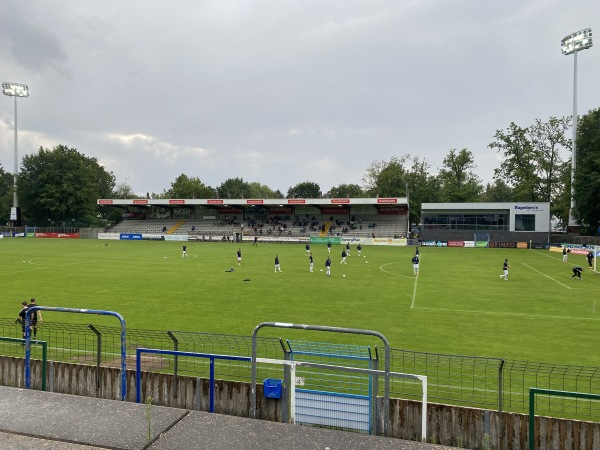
[287,340,373,433]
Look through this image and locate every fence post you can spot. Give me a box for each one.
[498,358,505,449]
[88,324,102,397]
[167,331,178,398]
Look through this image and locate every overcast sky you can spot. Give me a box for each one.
[1,1,599,197]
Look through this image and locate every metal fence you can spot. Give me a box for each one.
[2,318,600,421]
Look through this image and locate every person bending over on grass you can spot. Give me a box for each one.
[571,266,583,280]
[500,259,510,281]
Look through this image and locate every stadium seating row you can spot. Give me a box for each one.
[108,217,408,239]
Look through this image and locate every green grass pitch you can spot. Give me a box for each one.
[1,238,598,367]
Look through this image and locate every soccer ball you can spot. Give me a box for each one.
[343,274,346,278]
[365,261,368,264]
[164,257,167,259]
[320,269,323,272]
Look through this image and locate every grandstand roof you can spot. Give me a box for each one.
[97,197,407,208]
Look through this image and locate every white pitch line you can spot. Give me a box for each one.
[410,276,418,309]
[379,262,414,279]
[413,306,600,321]
[522,263,572,289]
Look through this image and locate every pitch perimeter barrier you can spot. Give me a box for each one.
[135,348,428,441]
[1,318,600,421]
[0,337,47,390]
[529,389,600,450]
[24,307,127,400]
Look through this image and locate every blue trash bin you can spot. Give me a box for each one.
[263,378,282,399]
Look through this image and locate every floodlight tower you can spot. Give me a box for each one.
[2,82,29,226]
[561,29,593,230]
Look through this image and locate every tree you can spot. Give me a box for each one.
[246,182,282,199]
[574,108,600,234]
[324,184,364,198]
[114,182,136,199]
[363,156,407,197]
[489,117,570,205]
[480,179,513,202]
[217,177,251,199]
[165,174,214,199]
[287,181,321,198]
[404,155,439,225]
[18,145,116,226]
[436,148,482,202]
[0,164,13,223]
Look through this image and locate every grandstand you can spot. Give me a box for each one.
[100,197,410,241]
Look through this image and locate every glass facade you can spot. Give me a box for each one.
[514,214,535,231]
[422,213,509,231]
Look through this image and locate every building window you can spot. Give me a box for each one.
[422,213,509,231]
[514,214,535,231]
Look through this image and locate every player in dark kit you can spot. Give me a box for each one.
[340,250,347,264]
[28,298,42,338]
[327,241,332,254]
[587,251,594,269]
[237,249,242,266]
[305,243,310,256]
[571,266,583,280]
[309,252,314,272]
[274,254,282,273]
[500,259,510,281]
[412,254,420,276]
[16,301,29,339]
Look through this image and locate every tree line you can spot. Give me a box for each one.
[1,109,599,234]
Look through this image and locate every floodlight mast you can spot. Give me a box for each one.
[561,29,593,230]
[2,82,29,226]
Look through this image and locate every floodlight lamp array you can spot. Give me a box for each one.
[2,82,29,97]
[561,28,593,55]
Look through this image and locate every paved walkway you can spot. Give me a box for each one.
[0,386,458,449]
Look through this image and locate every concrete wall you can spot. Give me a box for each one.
[2,357,600,449]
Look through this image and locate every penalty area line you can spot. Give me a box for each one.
[522,263,572,289]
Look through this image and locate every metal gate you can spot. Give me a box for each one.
[288,340,374,433]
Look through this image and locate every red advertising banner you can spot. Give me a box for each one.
[208,199,224,204]
[219,208,243,214]
[169,199,185,204]
[331,199,350,204]
[377,198,398,204]
[287,199,306,204]
[133,199,148,204]
[269,207,293,215]
[246,199,264,204]
[35,233,80,239]
[378,206,408,215]
[448,241,465,247]
[321,208,348,215]
[98,200,113,204]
